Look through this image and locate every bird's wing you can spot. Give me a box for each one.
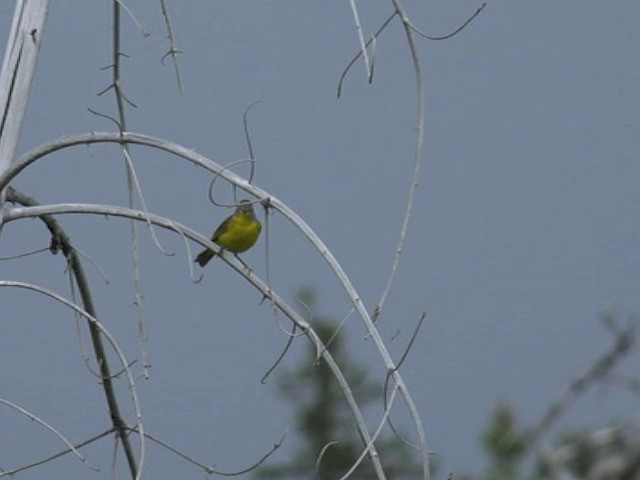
[211,214,234,242]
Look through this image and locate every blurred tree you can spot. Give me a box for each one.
[254,288,424,479]
[459,317,639,480]
[459,403,640,480]
[457,404,527,480]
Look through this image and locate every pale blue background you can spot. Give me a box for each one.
[1,1,639,478]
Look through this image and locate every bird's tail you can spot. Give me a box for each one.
[195,249,216,267]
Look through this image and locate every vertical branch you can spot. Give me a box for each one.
[0,0,50,230]
[347,0,372,80]
[373,1,486,320]
[158,0,183,93]
[109,4,149,466]
[110,0,150,380]
[370,2,430,478]
[243,99,262,185]
[373,2,425,325]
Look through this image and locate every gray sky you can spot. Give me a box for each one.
[1,1,639,478]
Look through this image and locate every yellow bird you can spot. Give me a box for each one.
[195,199,262,267]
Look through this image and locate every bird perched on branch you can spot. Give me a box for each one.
[195,199,262,267]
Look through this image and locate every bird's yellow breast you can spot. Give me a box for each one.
[215,212,261,253]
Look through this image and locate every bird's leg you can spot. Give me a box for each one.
[234,253,252,273]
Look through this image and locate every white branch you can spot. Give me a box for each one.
[0,398,97,471]
[3,202,389,479]
[0,280,145,475]
[0,131,428,476]
[0,0,50,174]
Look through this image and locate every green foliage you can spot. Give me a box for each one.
[458,404,527,480]
[254,288,422,479]
[459,403,640,480]
[482,404,527,480]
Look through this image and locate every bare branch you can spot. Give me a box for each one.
[0,0,51,231]
[338,383,400,480]
[243,99,263,185]
[261,324,298,384]
[3,186,143,479]
[315,307,356,363]
[369,4,431,473]
[207,158,254,207]
[4,201,388,478]
[409,3,487,41]
[87,107,122,130]
[2,132,427,479]
[0,398,98,471]
[0,428,114,477]
[337,11,397,98]
[69,244,112,285]
[377,311,429,449]
[396,311,426,371]
[136,428,287,476]
[347,0,373,81]
[370,5,425,327]
[315,441,341,479]
[527,320,638,445]
[109,0,152,392]
[115,0,150,37]
[158,0,184,92]
[0,245,49,259]
[0,280,145,478]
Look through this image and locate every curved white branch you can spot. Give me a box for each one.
[3,202,388,479]
[0,398,97,471]
[0,280,145,474]
[0,131,428,475]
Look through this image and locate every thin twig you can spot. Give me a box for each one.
[408,3,487,41]
[110,0,163,390]
[243,100,263,185]
[0,399,98,471]
[115,0,150,36]
[378,3,431,477]
[396,311,426,371]
[262,324,297,384]
[158,0,183,92]
[338,384,401,480]
[0,428,114,477]
[347,0,372,81]
[0,246,49,260]
[87,107,122,130]
[382,371,419,449]
[316,307,356,362]
[315,441,341,479]
[71,245,111,285]
[378,311,428,449]
[133,428,287,476]
[0,280,144,478]
[261,199,283,347]
[207,158,254,207]
[337,11,397,98]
